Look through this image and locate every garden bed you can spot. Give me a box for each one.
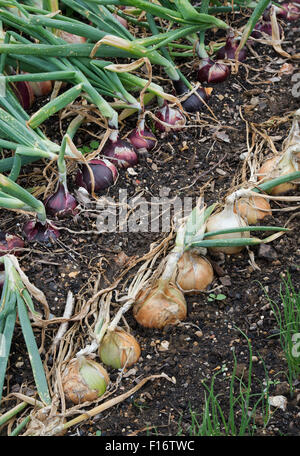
[0,4,300,437]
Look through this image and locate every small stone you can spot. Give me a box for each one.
[195,330,203,338]
[275,381,291,396]
[252,356,259,362]
[258,244,278,261]
[268,395,287,411]
[158,340,169,351]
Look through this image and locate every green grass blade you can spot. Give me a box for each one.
[28,83,83,128]
[0,303,17,405]
[16,294,51,405]
[202,226,288,238]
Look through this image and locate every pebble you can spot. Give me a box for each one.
[268,395,287,411]
[258,244,278,260]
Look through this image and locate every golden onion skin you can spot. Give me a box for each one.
[205,210,250,255]
[234,195,272,225]
[171,251,214,294]
[133,281,187,329]
[99,329,141,369]
[62,358,109,405]
[258,156,297,195]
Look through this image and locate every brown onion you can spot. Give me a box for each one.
[234,195,272,224]
[205,204,250,255]
[171,251,214,294]
[257,154,297,195]
[99,328,141,369]
[62,357,109,404]
[133,279,187,329]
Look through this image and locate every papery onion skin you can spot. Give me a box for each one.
[99,328,141,369]
[23,220,60,242]
[277,3,300,20]
[0,271,5,291]
[62,358,109,405]
[11,80,35,110]
[155,104,186,132]
[205,208,250,254]
[0,232,24,257]
[216,37,247,61]
[76,159,118,194]
[28,80,53,97]
[257,156,297,195]
[197,58,231,84]
[171,251,214,295]
[133,280,187,329]
[59,30,87,44]
[102,138,138,168]
[234,196,272,224]
[113,13,128,28]
[128,128,157,152]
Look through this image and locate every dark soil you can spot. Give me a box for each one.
[0,14,300,438]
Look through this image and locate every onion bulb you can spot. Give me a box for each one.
[257,152,298,195]
[75,159,118,194]
[59,30,87,44]
[28,80,53,97]
[205,204,250,254]
[234,195,272,224]
[133,279,187,329]
[99,328,141,369]
[62,357,109,404]
[0,232,24,257]
[23,220,60,242]
[171,251,214,294]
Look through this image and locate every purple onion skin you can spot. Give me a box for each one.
[0,232,24,257]
[12,81,35,110]
[173,80,212,113]
[44,184,78,218]
[197,58,231,84]
[23,220,60,242]
[277,3,300,20]
[76,159,118,194]
[216,37,247,61]
[250,21,273,39]
[155,104,186,132]
[102,138,138,168]
[128,128,157,151]
[0,270,4,292]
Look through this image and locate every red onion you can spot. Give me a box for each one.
[197,57,231,84]
[76,158,118,194]
[0,232,24,257]
[28,80,53,97]
[23,220,60,242]
[251,21,273,39]
[155,103,186,132]
[173,80,212,113]
[0,271,4,291]
[216,36,247,61]
[44,183,78,218]
[128,127,157,152]
[11,80,35,110]
[113,13,128,28]
[102,132,138,168]
[59,30,87,44]
[276,2,300,20]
